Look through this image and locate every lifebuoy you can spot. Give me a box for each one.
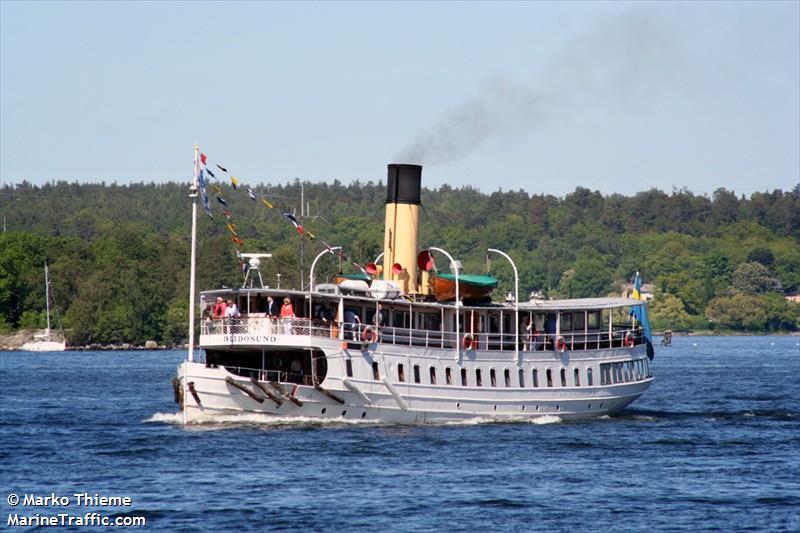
[463,334,473,350]
[555,336,567,352]
[361,326,378,343]
[624,332,634,347]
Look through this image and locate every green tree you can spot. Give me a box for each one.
[557,248,614,298]
[650,293,692,331]
[731,262,782,294]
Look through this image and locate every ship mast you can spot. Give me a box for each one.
[188,144,199,363]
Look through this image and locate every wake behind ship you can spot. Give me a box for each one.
[174,160,654,423]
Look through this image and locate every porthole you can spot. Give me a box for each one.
[588,404,591,409]
[599,402,604,408]
[457,402,461,409]
[321,408,327,414]
[536,405,540,412]
[493,405,497,411]
[522,405,526,411]
[556,405,560,411]
[361,411,366,418]
[342,410,347,416]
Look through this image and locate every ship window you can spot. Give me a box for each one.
[393,311,409,328]
[546,369,553,387]
[532,369,539,388]
[490,369,497,387]
[413,365,421,384]
[560,368,567,387]
[574,368,580,387]
[587,311,600,329]
[600,363,610,385]
[372,362,380,380]
[398,363,405,382]
[476,369,483,387]
[423,314,441,331]
[504,369,511,387]
[573,312,585,331]
[461,368,468,386]
[430,366,437,385]
[560,313,572,331]
[446,367,453,385]
[518,369,525,388]
[613,362,623,383]
[587,367,593,386]
[346,359,353,378]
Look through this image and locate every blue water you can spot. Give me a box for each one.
[1,336,798,532]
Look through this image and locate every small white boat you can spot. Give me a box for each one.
[20,261,66,352]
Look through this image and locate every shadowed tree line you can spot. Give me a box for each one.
[1,180,798,344]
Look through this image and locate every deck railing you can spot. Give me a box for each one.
[201,316,643,352]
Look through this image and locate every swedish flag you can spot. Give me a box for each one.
[630,272,655,360]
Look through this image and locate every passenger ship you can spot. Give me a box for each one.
[175,163,654,423]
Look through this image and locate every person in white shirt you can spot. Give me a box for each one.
[224,299,240,333]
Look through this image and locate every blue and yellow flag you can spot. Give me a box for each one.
[630,272,654,360]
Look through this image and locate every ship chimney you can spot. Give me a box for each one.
[383,164,422,294]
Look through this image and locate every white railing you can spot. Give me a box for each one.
[201,316,643,352]
[201,317,338,339]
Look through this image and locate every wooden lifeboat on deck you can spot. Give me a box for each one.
[432,273,497,302]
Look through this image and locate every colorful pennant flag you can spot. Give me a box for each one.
[247,186,257,201]
[230,176,239,190]
[232,236,244,246]
[261,198,273,209]
[216,164,228,173]
[283,212,304,234]
[217,196,228,206]
[200,153,207,165]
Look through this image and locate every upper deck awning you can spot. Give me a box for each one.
[518,297,643,311]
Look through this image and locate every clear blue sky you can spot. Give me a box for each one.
[1,1,798,197]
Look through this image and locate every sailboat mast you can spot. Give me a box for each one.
[44,260,51,336]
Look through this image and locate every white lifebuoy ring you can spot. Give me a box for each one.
[361,326,378,343]
[624,332,635,347]
[463,334,474,350]
[556,336,567,352]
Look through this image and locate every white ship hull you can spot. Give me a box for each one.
[177,330,653,424]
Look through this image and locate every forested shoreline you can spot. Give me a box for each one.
[1,180,798,345]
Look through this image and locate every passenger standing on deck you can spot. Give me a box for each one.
[212,296,227,318]
[224,299,240,334]
[267,296,279,318]
[280,297,295,335]
[545,313,557,350]
[524,317,533,351]
[344,309,361,340]
[212,297,227,334]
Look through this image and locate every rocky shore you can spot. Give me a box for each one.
[0,329,183,351]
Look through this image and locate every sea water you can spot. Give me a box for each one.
[1,336,798,532]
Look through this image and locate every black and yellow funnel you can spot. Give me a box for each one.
[383,164,422,294]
